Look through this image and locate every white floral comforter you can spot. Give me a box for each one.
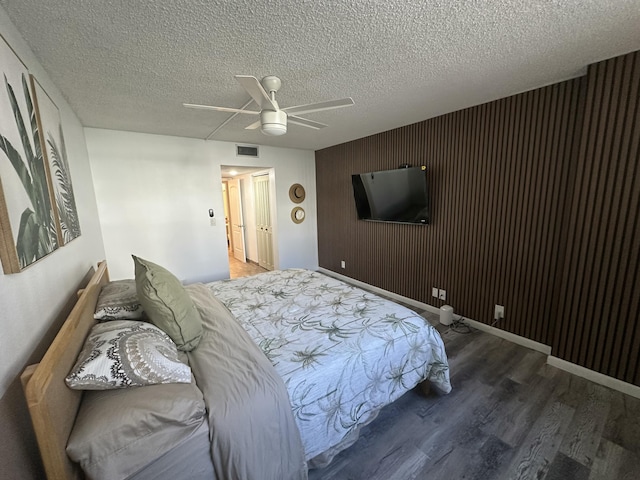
[206,269,451,461]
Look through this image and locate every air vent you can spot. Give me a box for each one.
[236,145,259,157]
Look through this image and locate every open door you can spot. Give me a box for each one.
[227,178,246,262]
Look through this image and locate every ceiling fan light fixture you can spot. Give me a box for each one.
[183,75,354,137]
[261,110,287,136]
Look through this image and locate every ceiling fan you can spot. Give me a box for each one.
[183,75,354,136]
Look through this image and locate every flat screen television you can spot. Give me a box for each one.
[352,166,430,225]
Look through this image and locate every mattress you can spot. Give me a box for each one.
[206,269,452,463]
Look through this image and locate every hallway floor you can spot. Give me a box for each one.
[228,250,268,279]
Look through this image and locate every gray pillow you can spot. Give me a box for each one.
[94,279,145,320]
[132,255,203,351]
[65,320,192,390]
[67,379,206,480]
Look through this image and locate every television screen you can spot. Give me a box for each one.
[351,166,430,224]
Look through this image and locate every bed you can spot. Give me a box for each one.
[22,260,452,480]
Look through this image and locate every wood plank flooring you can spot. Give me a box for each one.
[308,311,640,480]
[228,250,267,279]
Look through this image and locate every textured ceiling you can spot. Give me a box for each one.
[1,0,639,151]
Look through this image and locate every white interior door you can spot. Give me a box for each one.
[254,175,274,270]
[227,178,246,262]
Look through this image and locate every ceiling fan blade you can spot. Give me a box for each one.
[235,75,278,111]
[245,120,262,130]
[282,97,354,116]
[183,103,260,115]
[288,115,328,130]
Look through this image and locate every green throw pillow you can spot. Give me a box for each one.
[132,255,202,351]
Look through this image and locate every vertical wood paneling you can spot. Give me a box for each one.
[317,79,580,340]
[553,51,640,384]
[553,77,587,365]
[316,50,639,386]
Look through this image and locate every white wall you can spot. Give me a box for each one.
[0,10,105,399]
[85,129,318,283]
[0,7,106,478]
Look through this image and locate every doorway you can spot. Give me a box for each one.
[227,177,246,262]
[253,174,274,270]
[221,166,276,279]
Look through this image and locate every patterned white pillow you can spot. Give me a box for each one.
[94,280,145,320]
[66,320,192,390]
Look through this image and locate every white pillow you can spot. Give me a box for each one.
[66,320,191,390]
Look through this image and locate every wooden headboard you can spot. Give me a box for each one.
[21,261,109,480]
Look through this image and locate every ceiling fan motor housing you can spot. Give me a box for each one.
[261,109,287,136]
[183,74,353,136]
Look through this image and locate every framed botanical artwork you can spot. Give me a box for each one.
[0,35,58,273]
[31,75,81,246]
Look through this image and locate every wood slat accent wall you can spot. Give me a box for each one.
[315,50,640,386]
[553,51,640,384]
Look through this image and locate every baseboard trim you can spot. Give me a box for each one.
[547,356,640,399]
[318,268,551,356]
[317,268,435,312]
[460,318,552,355]
[318,268,639,398]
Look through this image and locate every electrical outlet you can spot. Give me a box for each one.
[432,287,438,298]
[438,289,446,301]
[340,260,346,269]
[494,305,505,321]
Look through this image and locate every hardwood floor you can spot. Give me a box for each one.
[228,250,267,279]
[308,310,640,480]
